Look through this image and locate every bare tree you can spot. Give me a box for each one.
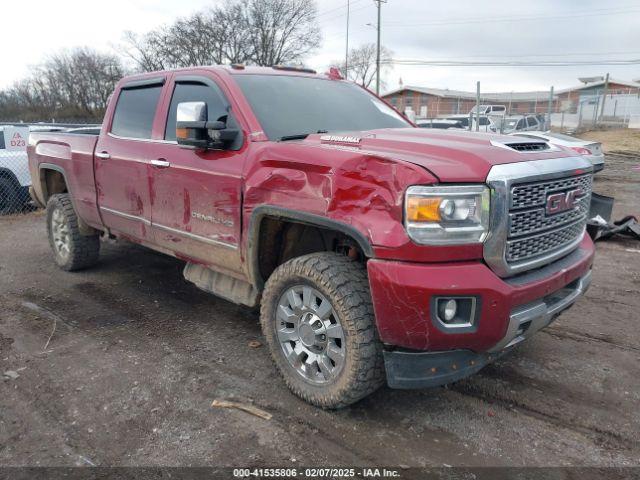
[121,0,320,72]
[245,0,321,66]
[0,48,125,122]
[332,43,393,90]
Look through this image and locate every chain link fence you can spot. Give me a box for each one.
[0,149,33,215]
[552,91,640,132]
[386,82,640,134]
[387,83,554,134]
[0,123,100,216]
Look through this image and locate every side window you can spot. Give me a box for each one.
[165,81,233,141]
[527,116,538,127]
[516,119,525,129]
[479,117,489,126]
[111,85,163,139]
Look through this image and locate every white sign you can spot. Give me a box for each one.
[3,126,30,151]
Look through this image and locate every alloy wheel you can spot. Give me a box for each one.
[276,285,346,384]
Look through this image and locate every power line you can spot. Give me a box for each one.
[316,0,367,21]
[429,50,640,59]
[318,2,369,24]
[384,5,640,27]
[390,58,640,67]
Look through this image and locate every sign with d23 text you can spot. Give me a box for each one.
[3,126,30,151]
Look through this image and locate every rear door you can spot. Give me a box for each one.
[149,73,246,276]
[95,78,166,241]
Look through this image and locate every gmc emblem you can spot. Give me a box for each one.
[546,188,584,215]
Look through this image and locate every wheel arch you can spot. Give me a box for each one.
[38,163,70,202]
[39,164,97,236]
[247,205,374,291]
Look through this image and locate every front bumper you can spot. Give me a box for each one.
[383,269,591,388]
[367,235,595,388]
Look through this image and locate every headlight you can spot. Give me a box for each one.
[405,185,490,245]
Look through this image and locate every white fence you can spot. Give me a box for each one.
[552,93,640,130]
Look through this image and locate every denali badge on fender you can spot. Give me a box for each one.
[546,188,584,215]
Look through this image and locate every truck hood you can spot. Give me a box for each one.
[303,128,576,182]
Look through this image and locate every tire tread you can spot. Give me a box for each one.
[260,252,385,409]
[47,194,100,271]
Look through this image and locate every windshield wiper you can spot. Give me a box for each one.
[278,130,328,142]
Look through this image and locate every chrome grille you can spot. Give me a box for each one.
[507,220,586,262]
[509,190,590,237]
[511,174,592,210]
[484,157,595,277]
[506,174,592,264]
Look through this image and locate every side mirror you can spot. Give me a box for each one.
[175,101,240,150]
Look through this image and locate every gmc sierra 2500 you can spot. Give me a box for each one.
[28,65,595,408]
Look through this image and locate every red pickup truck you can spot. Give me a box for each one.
[28,66,595,408]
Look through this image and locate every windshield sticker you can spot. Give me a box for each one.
[320,135,361,145]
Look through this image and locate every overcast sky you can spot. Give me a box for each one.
[2,0,639,93]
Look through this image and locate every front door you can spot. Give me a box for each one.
[95,80,165,241]
[149,75,245,277]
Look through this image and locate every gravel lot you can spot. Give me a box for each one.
[1,153,639,468]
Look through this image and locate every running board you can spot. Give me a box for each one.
[183,263,260,308]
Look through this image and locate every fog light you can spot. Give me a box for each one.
[443,299,457,322]
[433,296,479,331]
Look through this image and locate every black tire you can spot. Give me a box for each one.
[0,176,21,215]
[46,194,100,271]
[260,252,385,408]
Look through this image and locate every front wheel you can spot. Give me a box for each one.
[46,194,100,271]
[260,252,384,408]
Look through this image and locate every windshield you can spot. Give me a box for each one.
[234,74,411,140]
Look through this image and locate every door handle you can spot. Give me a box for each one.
[96,151,110,159]
[150,159,171,168]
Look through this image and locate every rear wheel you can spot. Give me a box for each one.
[0,176,21,215]
[260,252,384,408]
[46,194,100,271]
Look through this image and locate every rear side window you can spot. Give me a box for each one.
[479,117,489,126]
[111,85,163,139]
[0,134,4,149]
[526,116,538,127]
[165,81,231,141]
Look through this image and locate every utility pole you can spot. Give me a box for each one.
[599,72,610,123]
[475,81,480,132]
[547,86,554,131]
[345,0,350,78]
[374,0,386,95]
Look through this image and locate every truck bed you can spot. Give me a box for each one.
[28,132,100,228]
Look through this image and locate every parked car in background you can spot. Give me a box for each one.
[500,115,541,134]
[445,114,498,132]
[1,125,71,214]
[416,119,464,129]
[469,105,506,116]
[0,127,29,214]
[511,131,605,172]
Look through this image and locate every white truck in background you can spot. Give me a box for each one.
[0,125,69,214]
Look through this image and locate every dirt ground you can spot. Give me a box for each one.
[1,154,639,469]
[579,128,640,153]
